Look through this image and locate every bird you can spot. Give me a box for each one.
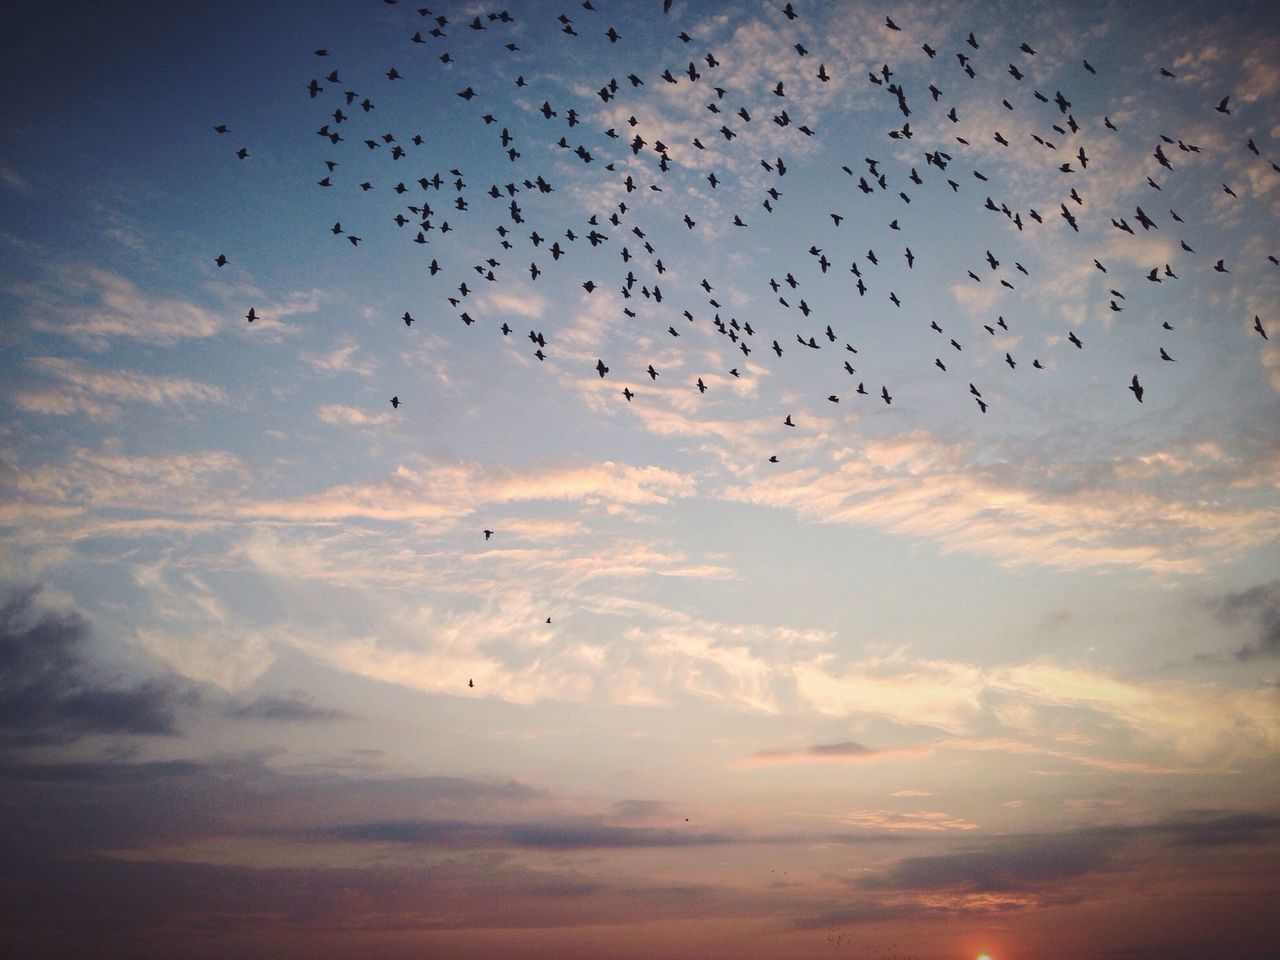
[214,254,227,267]
[245,308,258,323]
[484,530,494,540]
[1129,375,1144,402]
[390,395,400,409]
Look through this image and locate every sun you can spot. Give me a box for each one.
[976,955,994,960]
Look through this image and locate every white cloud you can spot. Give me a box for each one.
[26,268,225,346]
[13,356,226,420]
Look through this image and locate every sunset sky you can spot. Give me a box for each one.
[2,1,1279,957]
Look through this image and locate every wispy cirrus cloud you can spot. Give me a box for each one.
[839,808,979,832]
[13,356,227,421]
[301,337,376,376]
[734,740,925,768]
[722,430,1280,573]
[315,403,395,427]
[23,267,225,347]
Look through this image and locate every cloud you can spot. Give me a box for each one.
[475,288,548,319]
[0,586,195,744]
[315,403,395,427]
[0,160,28,191]
[24,267,225,346]
[858,831,1111,894]
[795,653,984,732]
[793,648,1280,764]
[1212,580,1280,659]
[239,459,696,524]
[839,808,979,832]
[735,740,918,767]
[857,810,1280,907]
[301,338,376,376]
[1154,810,1280,847]
[130,562,275,692]
[12,356,226,420]
[722,431,1280,573]
[228,692,350,723]
[313,819,732,850]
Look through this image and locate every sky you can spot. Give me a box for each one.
[1,0,1279,957]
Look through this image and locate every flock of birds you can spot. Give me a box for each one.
[212,2,1279,655]
[220,1,1275,443]
[211,0,1280,537]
